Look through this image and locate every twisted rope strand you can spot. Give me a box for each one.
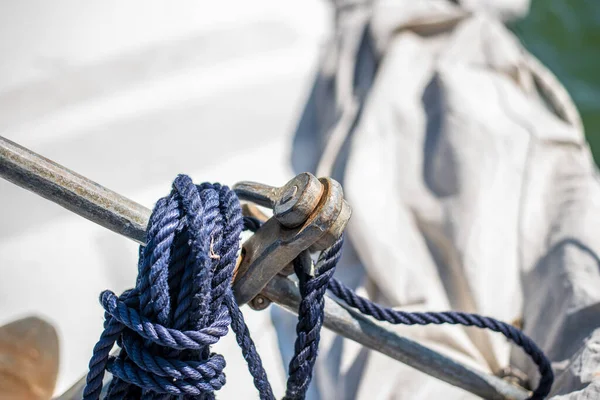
[285,237,344,399]
[327,272,553,399]
[84,175,271,400]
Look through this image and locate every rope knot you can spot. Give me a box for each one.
[83,175,273,399]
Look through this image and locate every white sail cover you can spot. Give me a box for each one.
[0,0,597,398]
[288,0,600,398]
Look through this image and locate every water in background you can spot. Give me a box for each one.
[511,0,600,163]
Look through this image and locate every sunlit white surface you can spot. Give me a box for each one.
[0,1,331,395]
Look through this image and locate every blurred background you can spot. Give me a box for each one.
[0,1,331,395]
[511,0,600,162]
[0,0,598,397]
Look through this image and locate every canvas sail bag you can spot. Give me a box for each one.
[286,0,600,398]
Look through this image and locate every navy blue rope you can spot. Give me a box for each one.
[83,175,274,400]
[324,241,553,400]
[84,175,554,399]
[284,238,343,399]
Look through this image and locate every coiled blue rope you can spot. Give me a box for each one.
[84,175,553,399]
[84,176,273,400]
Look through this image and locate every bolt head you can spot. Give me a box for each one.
[249,295,271,311]
[281,185,298,205]
[274,173,322,228]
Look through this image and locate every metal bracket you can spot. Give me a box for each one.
[232,172,351,307]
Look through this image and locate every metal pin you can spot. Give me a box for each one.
[0,135,529,400]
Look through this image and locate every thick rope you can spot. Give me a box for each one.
[84,175,554,399]
[284,239,344,399]
[83,175,274,400]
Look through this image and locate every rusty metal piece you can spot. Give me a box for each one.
[232,174,351,305]
[249,294,271,311]
[240,203,295,281]
[0,316,59,400]
[234,172,323,228]
[309,179,352,252]
[274,174,323,228]
[241,203,270,222]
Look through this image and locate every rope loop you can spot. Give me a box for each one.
[83,175,273,400]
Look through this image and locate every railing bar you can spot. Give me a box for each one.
[0,136,528,400]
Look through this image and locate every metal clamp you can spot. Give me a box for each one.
[232,172,351,307]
